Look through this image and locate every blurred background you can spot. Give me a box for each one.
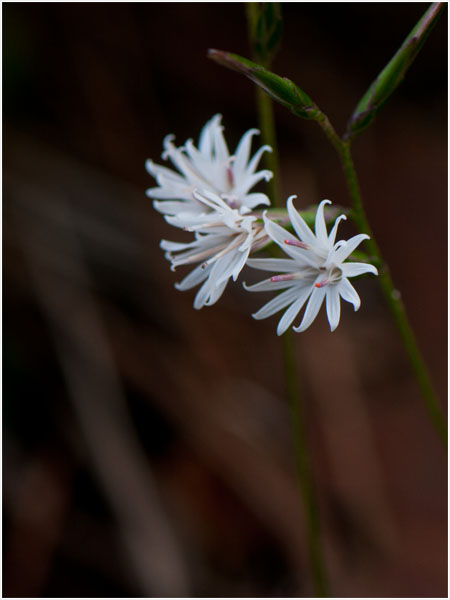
[3,3,447,597]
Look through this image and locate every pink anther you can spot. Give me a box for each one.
[284,239,309,250]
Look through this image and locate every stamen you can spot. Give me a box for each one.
[226,165,234,187]
[284,239,309,250]
[271,274,297,283]
[315,280,328,288]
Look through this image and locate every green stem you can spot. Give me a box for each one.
[255,87,281,206]
[246,2,281,207]
[315,116,447,447]
[246,6,330,594]
[282,330,330,597]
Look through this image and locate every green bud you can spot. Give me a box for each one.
[346,2,445,139]
[208,49,320,120]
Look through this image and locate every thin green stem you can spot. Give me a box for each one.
[246,2,281,206]
[282,330,330,597]
[315,116,447,447]
[246,5,330,594]
[255,87,281,205]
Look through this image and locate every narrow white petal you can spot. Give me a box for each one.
[160,239,198,252]
[175,263,210,291]
[263,215,317,265]
[276,285,313,336]
[338,278,361,311]
[287,196,317,246]
[212,248,242,288]
[230,248,251,281]
[246,257,299,272]
[213,122,229,164]
[293,286,326,332]
[184,139,215,181]
[325,285,341,332]
[244,144,272,176]
[232,128,259,178]
[145,159,185,183]
[341,262,378,278]
[193,188,230,212]
[314,199,332,244]
[236,169,273,195]
[252,286,301,320]
[152,200,195,214]
[198,114,221,156]
[241,192,271,210]
[243,278,300,292]
[193,278,214,309]
[147,187,192,200]
[205,278,228,306]
[327,214,347,246]
[332,233,369,264]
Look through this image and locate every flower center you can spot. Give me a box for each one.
[315,264,343,288]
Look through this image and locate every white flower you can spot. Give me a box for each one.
[162,190,268,309]
[244,197,378,334]
[146,114,273,227]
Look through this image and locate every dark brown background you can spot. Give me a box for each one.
[3,2,447,597]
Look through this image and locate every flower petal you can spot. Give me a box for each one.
[205,278,228,306]
[327,214,347,246]
[332,234,369,264]
[276,285,313,336]
[314,199,332,244]
[232,128,259,178]
[287,196,317,246]
[198,114,221,156]
[145,159,185,184]
[325,285,341,332]
[263,214,318,265]
[240,192,271,210]
[252,286,301,320]
[175,263,211,291]
[293,285,326,332]
[212,121,229,164]
[243,278,300,292]
[338,278,361,311]
[246,257,299,272]
[341,262,378,278]
[244,144,272,177]
[193,278,214,309]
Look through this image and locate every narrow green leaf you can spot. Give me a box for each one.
[208,49,320,120]
[346,3,445,139]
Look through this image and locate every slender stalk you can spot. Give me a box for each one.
[315,116,447,447]
[246,2,281,206]
[282,330,330,597]
[246,6,330,594]
[255,87,281,205]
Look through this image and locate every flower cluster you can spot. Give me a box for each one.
[147,116,377,332]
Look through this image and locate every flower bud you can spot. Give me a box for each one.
[346,2,444,138]
[208,49,320,120]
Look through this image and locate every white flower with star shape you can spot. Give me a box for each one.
[162,189,269,309]
[146,114,273,228]
[245,197,378,334]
